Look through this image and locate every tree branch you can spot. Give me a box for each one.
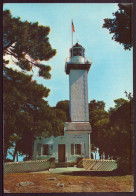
[3,41,16,51]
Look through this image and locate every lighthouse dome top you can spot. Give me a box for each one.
[70,42,85,57]
[73,42,83,48]
[65,42,92,74]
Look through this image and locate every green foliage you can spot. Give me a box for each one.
[55,100,70,121]
[89,98,133,174]
[108,98,133,173]
[5,158,14,162]
[3,68,67,160]
[3,9,56,79]
[89,100,109,155]
[3,9,61,160]
[54,109,67,122]
[103,3,133,50]
[114,98,128,109]
[117,151,133,174]
[4,67,49,159]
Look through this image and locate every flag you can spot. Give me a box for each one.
[72,21,75,32]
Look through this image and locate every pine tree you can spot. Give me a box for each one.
[103,3,133,50]
[3,9,56,78]
[3,10,58,160]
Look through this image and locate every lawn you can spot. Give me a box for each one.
[4,170,134,193]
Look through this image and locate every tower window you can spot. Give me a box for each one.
[43,144,53,155]
[43,144,49,155]
[37,143,42,155]
[73,49,78,56]
[75,144,81,155]
[71,144,74,155]
[73,48,82,56]
[71,48,84,57]
[81,143,86,155]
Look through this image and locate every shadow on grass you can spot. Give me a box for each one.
[60,169,130,177]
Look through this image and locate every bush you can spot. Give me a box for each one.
[5,159,13,162]
[68,161,77,167]
[117,154,134,175]
[23,157,31,161]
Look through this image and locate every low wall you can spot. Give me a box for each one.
[77,159,117,171]
[4,159,50,174]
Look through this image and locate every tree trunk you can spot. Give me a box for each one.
[16,152,18,162]
[4,145,9,161]
[28,135,34,160]
[4,150,8,161]
[13,144,17,162]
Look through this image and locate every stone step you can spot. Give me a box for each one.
[56,162,68,168]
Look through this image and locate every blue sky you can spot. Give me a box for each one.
[4,3,133,111]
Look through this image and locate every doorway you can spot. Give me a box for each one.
[58,144,65,162]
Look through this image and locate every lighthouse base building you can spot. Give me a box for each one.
[33,43,100,163]
[33,122,92,162]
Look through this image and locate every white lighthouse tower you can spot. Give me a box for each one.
[33,42,93,163]
[65,43,92,122]
[64,42,92,160]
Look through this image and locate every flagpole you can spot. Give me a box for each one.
[72,20,73,47]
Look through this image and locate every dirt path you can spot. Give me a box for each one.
[4,171,134,193]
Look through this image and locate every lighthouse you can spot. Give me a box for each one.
[65,42,92,122]
[33,40,116,168]
[64,42,92,160]
[33,42,93,162]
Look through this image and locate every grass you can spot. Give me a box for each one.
[4,171,134,193]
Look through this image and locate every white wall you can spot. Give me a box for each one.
[33,133,90,162]
[69,70,89,122]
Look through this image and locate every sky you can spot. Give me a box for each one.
[4,3,133,112]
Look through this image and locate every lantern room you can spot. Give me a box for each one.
[70,43,85,57]
[65,42,92,74]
